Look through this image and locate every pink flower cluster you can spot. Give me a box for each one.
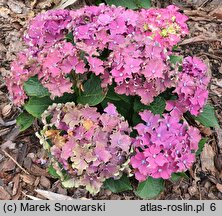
[39,102,132,194]
[5,51,38,106]
[166,56,209,117]
[69,4,188,104]
[38,41,86,98]
[130,110,201,181]
[24,9,72,47]
[140,5,189,47]
[6,4,189,106]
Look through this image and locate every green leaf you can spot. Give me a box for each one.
[23,76,49,98]
[101,97,133,121]
[196,138,208,156]
[95,0,103,5]
[195,104,219,128]
[169,55,183,65]
[77,74,106,106]
[65,32,75,45]
[105,0,151,9]
[135,177,164,199]
[137,0,151,8]
[54,93,76,104]
[171,172,189,182]
[24,96,53,118]
[134,96,166,115]
[104,174,132,193]
[16,111,35,131]
[132,112,142,126]
[48,164,60,179]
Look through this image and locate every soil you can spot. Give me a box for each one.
[0,0,222,200]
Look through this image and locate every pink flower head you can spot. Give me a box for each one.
[7,5,190,107]
[131,111,201,181]
[174,56,209,116]
[24,9,72,47]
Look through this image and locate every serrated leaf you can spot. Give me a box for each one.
[48,165,60,179]
[95,0,103,5]
[196,138,208,156]
[16,111,35,131]
[104,174,132,193]
[138,0,151,8]
[101,97,132,121]
[54,93,76,103]
[135,177,164,199]
[134,96,166,115]
[77,74,106,106]
[24,97,53,118]
[105,0,151,9]
[170,172,189,182]
[195,104,219,128]
[65,32,75,45]
[169,55,183,65]
[24,76,50,98]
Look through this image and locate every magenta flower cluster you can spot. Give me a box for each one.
[130,110,201,181]
[166,56,210,117]
[6,4,189,106]
[39,102,132,194]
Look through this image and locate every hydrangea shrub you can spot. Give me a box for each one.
[5,3,219,197]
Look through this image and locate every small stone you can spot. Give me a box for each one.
[40,176,51,188]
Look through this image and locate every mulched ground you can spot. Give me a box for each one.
[0,0,222,200]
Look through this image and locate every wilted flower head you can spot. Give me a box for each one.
[38,102,132,194]
[131,110,201,181]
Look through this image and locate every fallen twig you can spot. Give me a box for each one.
[2,149,30,175]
